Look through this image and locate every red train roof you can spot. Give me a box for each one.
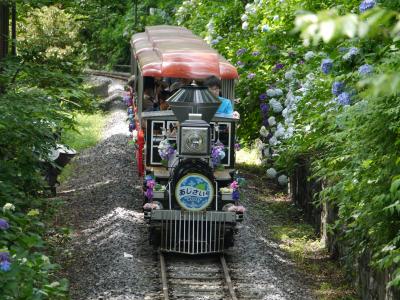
[131,26,238,79]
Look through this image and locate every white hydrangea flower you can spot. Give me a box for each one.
[266,89,276,97]
[242,22,249,30]
[269,99,283,113]
[306,72,315,81]
[267,168,277,178]
[268,116,276,126]
[241,14,248,21]
[275,123,286,137]
[284,126,294,138]
[304,51,315,61]
[282,107,289,119]
[285,91,295,106]
[269,136,278,146]
[273,15,280,21]
[284,70,296,80]
[263,148,271,157]
[278,174,288,186]
[3,203,15,213]
[274,88,283,97]
[259,126,269,137]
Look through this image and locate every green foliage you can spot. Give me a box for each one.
[0,4,94,298]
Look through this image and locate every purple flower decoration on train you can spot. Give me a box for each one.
[252,51,260,56]
[234,143,241,151]
[358,64,374,76]
[332,82,345,96]
[321,59,333,74]
[0,219,9,230]
[247,73,256,79]
[336,92,351,106]
[359,0,376,13]
[146,179,156,189]
[232,189,240,201]
[259,93,267,101]
[145,188,154,200]
[236,48,246,56]
[211,143,225,167]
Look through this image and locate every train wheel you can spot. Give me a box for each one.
[149,227,161,248]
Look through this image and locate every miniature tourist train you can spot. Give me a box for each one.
[128,26,245,254]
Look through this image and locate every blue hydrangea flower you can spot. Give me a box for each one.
[358,64,373,76]
[236,48,246,56]
[321,59,333,74]
[0,219,9,230]
[332,82,345,96]
[359,0,376,13]
[336,92,351,106]
[236,61,244,67]
[343,47,359,61]
[252,51,260,56]
[261,24,270,32]
[0,260,11,272]
[247,73,256,79]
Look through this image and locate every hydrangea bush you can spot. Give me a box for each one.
[176,0,400,289]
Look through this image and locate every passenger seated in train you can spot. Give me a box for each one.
[204,76,233,115]
[159,90,171,111]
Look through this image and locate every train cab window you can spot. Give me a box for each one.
[151,121,165,164]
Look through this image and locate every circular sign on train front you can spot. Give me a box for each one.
[175,173,214,211]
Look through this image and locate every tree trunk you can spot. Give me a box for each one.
[0,3,9,59]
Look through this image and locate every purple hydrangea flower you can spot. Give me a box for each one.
[336,92,351,106]
[252,51,260,56]
[262,118,269,127]
[236,48,246,56]
[274,63,284,71]
[332,82,345,96]
[321,59,333,74]
[0,260,11,272]
[247,73,256,79]
[236,61,244,67]
[234,143,241,151]
[0,219,9,230]
[129,122,135,132]
[260,103,269,114]
[359,0,376,13]
[358,64,373,76]
[299,60,305,65]
[259,93,267,101]
[0,252,9,262]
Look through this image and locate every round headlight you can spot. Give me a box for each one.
[185,133,203,151]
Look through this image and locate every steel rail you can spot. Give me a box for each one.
[159,252,238,300]
[220,254,238,300]
[159,252,170,300]
[85,69,130,81]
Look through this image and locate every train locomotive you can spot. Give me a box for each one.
[130,26,244,255]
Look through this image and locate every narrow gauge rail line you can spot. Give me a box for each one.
[159,252,238,300]
[85,69,131,81]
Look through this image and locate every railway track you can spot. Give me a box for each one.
[85,69,131,81]
[159,252,238,300]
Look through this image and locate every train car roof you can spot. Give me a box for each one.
[131,25,238,80]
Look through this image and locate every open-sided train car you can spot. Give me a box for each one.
[130,26,244,255]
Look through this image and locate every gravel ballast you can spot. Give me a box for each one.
[58,77,315,300]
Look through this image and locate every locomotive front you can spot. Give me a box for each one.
[143,85,243,255]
